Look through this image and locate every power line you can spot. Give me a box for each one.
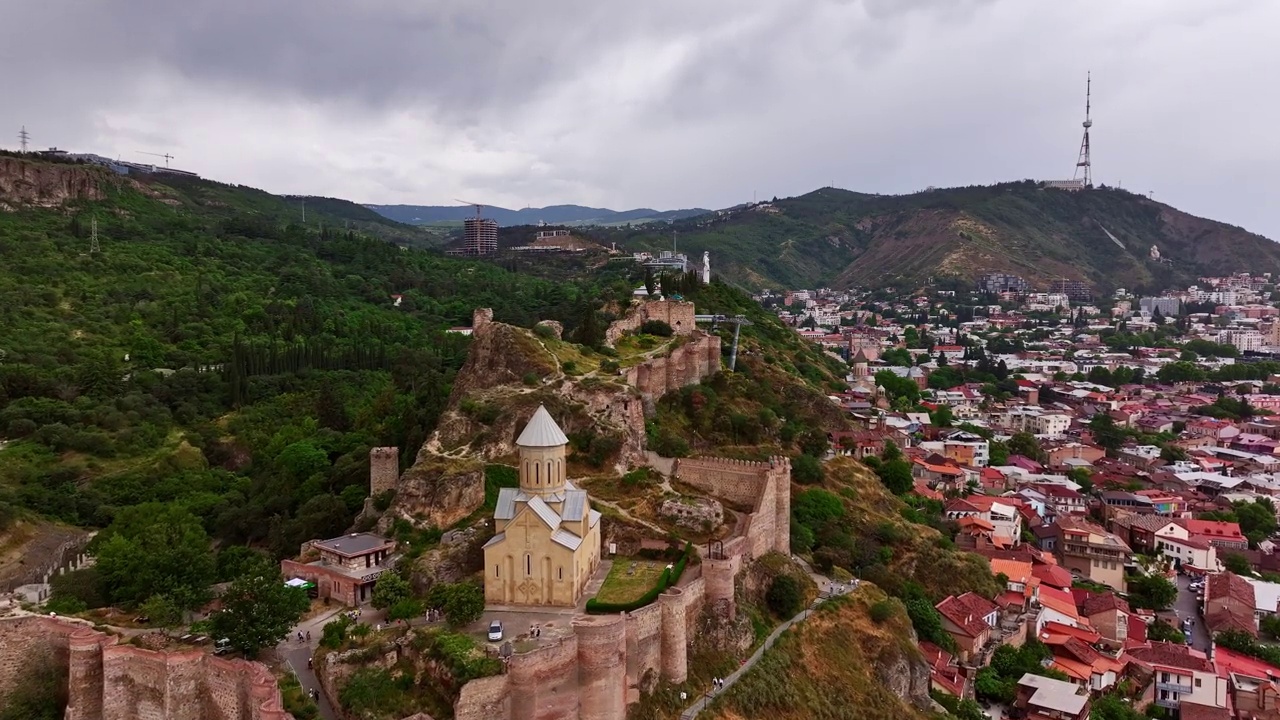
[90,217,100,254]
[18,126,29,153]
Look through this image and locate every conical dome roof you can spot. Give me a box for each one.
[516,405,569,447]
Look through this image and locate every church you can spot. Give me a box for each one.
[483,405,603,607]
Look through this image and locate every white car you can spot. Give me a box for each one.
[488,621,503,642]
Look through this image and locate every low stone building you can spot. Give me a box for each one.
[281,532,399,606]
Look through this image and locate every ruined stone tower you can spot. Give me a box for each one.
[369,447,399,496]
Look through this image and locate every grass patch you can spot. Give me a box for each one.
[595,558,669,604]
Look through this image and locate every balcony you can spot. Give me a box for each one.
[1154,698,1179,710]
[1157,681,1192,694]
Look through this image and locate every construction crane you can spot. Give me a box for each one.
[137,151,174,168]
[455,199,484,220]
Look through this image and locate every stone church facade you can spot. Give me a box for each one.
[484,405,602,607]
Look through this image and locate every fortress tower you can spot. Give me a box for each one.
[369,447,399,496]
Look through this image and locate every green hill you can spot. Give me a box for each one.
[0,156,621,554]
[613,182,1280,293]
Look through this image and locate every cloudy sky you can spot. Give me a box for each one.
[3,1,1278,237]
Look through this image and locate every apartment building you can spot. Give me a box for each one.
[1054,516,1132,591]
[1127,643,1228,714]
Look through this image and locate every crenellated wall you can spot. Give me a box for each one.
[623,333,721,405]
[0,616,291,720]
[675,456,791,560]
[604,299,697,346]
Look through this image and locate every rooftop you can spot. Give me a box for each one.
[1017,673,1088,714]
[516,404,570,447]
[313,532,394,556]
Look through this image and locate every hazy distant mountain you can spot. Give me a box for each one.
[366,203,710,227]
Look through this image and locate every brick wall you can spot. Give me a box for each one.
[573,615,626,720]
[507,634,580,720]
[623,603,662,690]
[604,300,697,346]
[657,589,688,684]
[623,333,721,404]
[0,616,290,720]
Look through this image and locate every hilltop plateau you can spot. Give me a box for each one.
[611,181,1280,293]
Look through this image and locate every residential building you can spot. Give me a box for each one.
[990,557,1040,612]
[280,532,399,606]
[936,592,1000,662]
[946,496,1023,546]
[1013,673,1091,720]
[1127,642,1229,713]
[1037,586,1082,634]
[920,641,969,698]
[1080,593,1134,647]
[1184,519,1249,552]
[1204,572,1258,637]
[1054,516,1133,591]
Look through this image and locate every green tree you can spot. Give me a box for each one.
[1091,693,1148,720]
[1126,574,1177,611]
[1147,619,1185,643]
[138,593,184,630]
[875,370,920,404]
[1223,553,1253,576]
[876,458,914,495]
[1089,413,1127,453]
[1007,432,1045,462]
[371,572,412,610]
[427,582,486,627]
[210,571,310,656]
[988,441,1009,466]
[930,405,954,428]
[92,503,216,609]
[766,575,804,618]
[791,454,824,484]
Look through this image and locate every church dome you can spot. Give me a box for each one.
[516,405,570,447]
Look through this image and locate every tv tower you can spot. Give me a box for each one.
[1073,72,1093,188]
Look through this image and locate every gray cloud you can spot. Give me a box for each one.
[2,0,1278,240]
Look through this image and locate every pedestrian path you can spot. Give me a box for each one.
[678,580,857,720]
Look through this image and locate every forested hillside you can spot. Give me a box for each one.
[610,182,1280,293]
[0,158,636,563]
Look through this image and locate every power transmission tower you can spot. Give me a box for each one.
[90,217,100,254]
[18,126,29,153]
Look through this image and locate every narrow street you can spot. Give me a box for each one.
[278,607,346,720]
[1172,574,1210,652]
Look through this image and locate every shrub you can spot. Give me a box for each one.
[562,360,578,375]
[791,454,824,484]
[522,372,540,386]
[766,575,804,618]
[599,359,620,374]
[586,543,692,613]
[532,324,557,340]
[638,320,673,337]
[869,599,895,624]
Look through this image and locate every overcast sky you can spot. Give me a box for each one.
[3,1,1278,238]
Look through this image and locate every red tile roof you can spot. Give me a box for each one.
[1081,592,1130,617]
[1184,519,1246,543]
[1032,563,1075,590]
[1127,642,1214,673]
[936,592,999,639]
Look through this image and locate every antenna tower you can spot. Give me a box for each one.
[1073,72,1093,188]
[18,126,29,153]
[90,217,100,254]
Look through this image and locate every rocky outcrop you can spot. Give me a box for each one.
[406,526,487,593]
[659,496,724,532]
[380,456,485,531]
[0,157,111,210]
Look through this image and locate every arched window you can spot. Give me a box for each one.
[535,464,540,484]
[526,554,532,576]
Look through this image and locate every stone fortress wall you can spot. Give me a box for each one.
[0,616,290,720]
[623,333,721,404]
[604,299,697,346]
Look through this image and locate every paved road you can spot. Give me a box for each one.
[1172,574,1210,652]
[279,608,345,720]
[678,580,859,720]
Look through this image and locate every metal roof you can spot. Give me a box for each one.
[516,405,569,447]
[551,528,583,551]
[494,488,521,520]
[482,532,506,550]
[562,490,587,521]
[589,509,601,528]
[526,495,561,530]
[312,533,393,556]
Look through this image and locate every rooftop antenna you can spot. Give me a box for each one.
[18,126,29,153]
[1073,72,1093,188]
[137,151,174,168]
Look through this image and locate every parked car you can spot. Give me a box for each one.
[488,621,504,642]
[213,638,232,655]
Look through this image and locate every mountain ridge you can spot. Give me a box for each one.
[608,181,1280,293]
[366,202,710,227]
